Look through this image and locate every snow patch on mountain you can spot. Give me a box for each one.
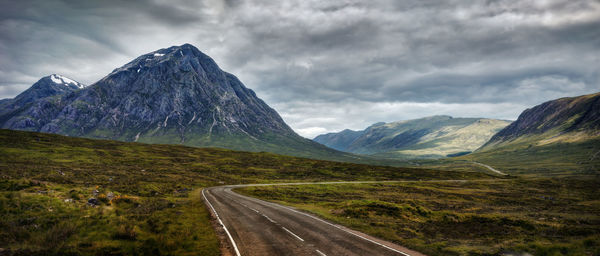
[50,74,85,88]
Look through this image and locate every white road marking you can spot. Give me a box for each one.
[226,193,281,225]
[202,189,242,256]
[282,227,304,242]
[231,189,411,256]
[315,249,327,256]
[262,214,277,223]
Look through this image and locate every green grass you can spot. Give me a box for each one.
[237,178,600,256]
[461,138,600,176]
[0,129,492,255]
[0,184,219,256]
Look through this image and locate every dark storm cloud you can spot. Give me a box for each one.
[0,0,599,137]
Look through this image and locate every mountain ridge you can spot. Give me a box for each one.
[314,115,511,159]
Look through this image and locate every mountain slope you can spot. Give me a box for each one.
[314,129,366,151]
[0,44,351,160]
[314,116,511,158]
[481,92,600,149]
[460,92,600,175]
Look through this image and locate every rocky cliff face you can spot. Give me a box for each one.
[314,116,511,158]
[0,44,345,159]
[481,92,600,149]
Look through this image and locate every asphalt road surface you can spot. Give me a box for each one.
[203,182,426,256]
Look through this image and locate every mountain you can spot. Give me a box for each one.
[462,92,600,175]
[0,74,84,110]
[315,129,365,152]
[314,116,511,158]
[480,92,600,150]
[0,74,85,127]
[0,44,351,160]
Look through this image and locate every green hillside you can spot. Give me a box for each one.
[463,92,600,175]
[460,136,600,176]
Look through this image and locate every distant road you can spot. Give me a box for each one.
[203,181,428,256]
[471,162,507,175]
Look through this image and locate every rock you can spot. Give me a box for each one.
[175,188,189,194]
[87,198,99,206]
[106,192,115,201]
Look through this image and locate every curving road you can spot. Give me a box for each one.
[203,182,427,256]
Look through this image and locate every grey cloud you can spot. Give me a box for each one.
[0,0,598,137]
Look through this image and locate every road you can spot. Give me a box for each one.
[203,182,427,256]
[471,162,507,175]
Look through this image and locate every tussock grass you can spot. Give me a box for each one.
[238,178,600,256]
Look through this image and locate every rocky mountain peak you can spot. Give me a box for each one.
[109,43,220,80]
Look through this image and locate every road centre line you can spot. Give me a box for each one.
[232,189,411,256]
[282,226,305,242]
[315,249,327,256]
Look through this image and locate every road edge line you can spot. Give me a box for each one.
[202,188,242,256]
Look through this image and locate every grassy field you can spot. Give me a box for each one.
[0,184,219,255]
[405,138,600,178]
[237,178,600,256]
[0,129,493,255]
[461,137,600,176]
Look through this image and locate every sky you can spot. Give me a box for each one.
[1,0,599,138]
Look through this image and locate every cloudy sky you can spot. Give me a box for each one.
[1,0,599,138]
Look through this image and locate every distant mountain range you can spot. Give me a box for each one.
[0,44,350,161]
[314,116,511,158]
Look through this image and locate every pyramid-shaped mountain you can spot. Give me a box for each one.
[0,44,348,160]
